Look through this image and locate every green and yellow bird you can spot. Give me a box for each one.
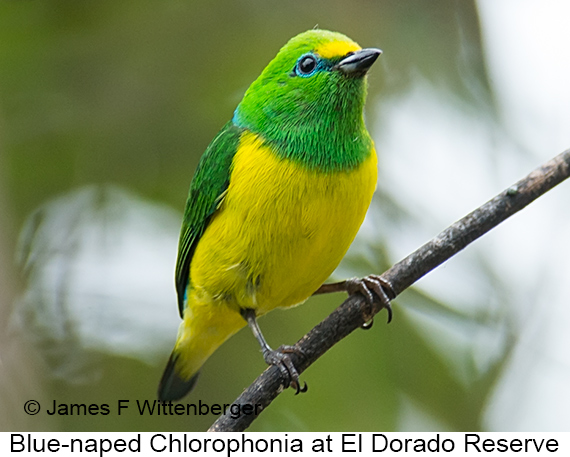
[158,29,387,401]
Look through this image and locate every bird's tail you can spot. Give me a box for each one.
[157,292,248,402]
[157,352,200,402]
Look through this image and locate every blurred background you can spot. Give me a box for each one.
[1,0,569,432]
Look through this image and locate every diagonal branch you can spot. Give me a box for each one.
[208,148,570,432]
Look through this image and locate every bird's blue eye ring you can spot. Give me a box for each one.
[295,53,318,77]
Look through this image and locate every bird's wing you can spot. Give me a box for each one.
[175,121,243,317]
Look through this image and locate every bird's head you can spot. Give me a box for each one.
[233,30,381,145]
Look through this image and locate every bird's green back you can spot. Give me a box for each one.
[175,122,242,315]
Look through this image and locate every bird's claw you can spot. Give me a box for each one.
[263,345,308,394]
[345,275,395,324]
[293,380,308,395]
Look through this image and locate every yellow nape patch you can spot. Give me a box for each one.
[315,40,361,59]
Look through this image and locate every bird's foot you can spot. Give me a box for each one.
[344,275,395,325]
[263,345,308,394]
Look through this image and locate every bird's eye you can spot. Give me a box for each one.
[295,54,318,76]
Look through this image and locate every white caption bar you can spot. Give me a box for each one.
[1,432,567,456]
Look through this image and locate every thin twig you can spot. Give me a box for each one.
[208,148,570,432]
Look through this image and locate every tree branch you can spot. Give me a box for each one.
[208,148,570,432]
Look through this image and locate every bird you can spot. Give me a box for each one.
[158,29,390,402]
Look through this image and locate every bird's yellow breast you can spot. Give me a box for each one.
[190,130,377,316]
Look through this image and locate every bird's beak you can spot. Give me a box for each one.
[335,48,382,76]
